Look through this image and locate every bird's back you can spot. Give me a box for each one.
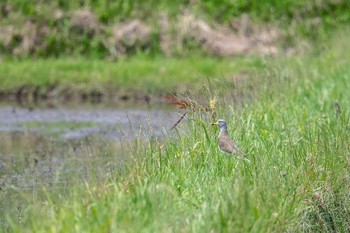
[218,131,239,155]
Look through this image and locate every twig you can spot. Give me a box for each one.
[170,112,187,130]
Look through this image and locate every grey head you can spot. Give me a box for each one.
[217,119,227,130]
[213,119,228,133]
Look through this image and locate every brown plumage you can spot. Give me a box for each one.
[218,130,239,154]
[212,119,244,157]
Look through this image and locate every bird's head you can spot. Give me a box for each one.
[212,119,227,130]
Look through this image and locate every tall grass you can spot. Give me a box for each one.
[5,29,350,232]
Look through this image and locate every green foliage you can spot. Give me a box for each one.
[5,29,350,232]
[0,56,259,95]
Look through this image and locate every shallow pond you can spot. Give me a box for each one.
[0,103,182,228]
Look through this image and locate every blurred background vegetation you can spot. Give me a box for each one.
[0,0,349,58]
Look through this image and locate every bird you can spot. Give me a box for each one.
[212,119,244,157]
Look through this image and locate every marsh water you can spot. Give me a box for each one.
[0,102,181,228]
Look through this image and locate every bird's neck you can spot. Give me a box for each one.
[219,126,228,137]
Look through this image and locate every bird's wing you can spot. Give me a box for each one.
[219,134,239,155]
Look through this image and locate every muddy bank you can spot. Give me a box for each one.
[0,5,282,58]
[0,85,157,106]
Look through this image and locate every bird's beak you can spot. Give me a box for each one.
[211,121,218,126]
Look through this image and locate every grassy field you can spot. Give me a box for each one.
[0,56,263,97]
[5,29,350,232]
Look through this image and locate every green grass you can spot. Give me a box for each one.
[3,0,349,31]
[0,56,263,95]
[6,30,350,232]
